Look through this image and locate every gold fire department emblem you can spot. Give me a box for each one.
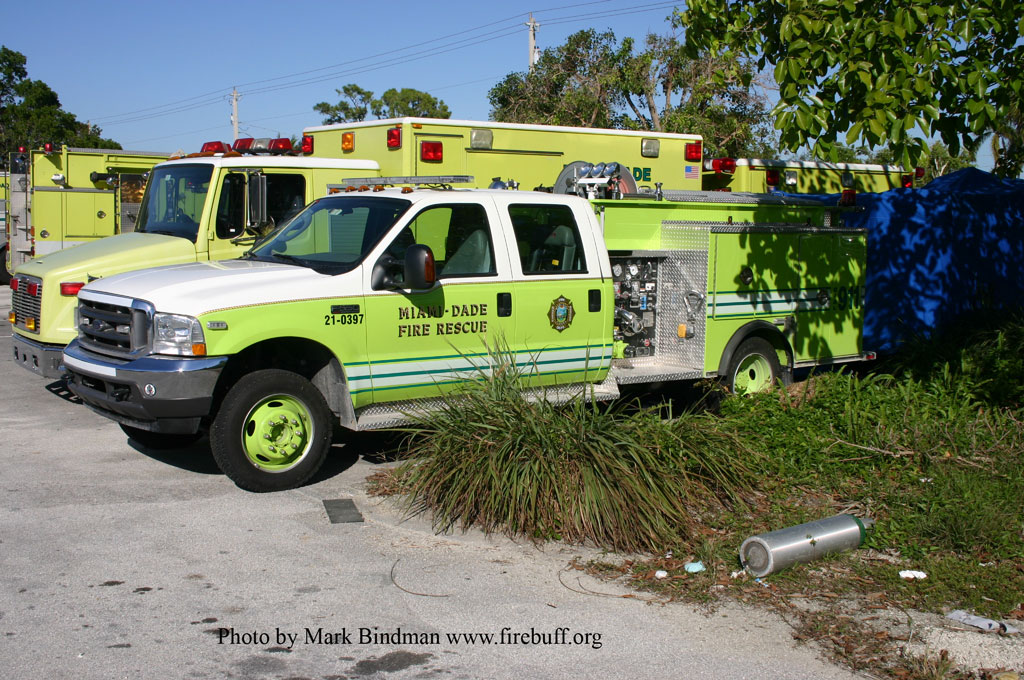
[548,295,575,332]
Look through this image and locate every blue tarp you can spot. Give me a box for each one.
[792,169,1024,352]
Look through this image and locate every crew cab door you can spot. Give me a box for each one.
[361,197,516,402]
[502,199,613,387]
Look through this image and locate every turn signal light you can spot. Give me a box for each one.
[8,311,14,324]
[191,343,207,356]
[60,282,85,296]
[341,132,355,152]
[26,317,37,331]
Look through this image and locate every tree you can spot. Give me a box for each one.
[0,46,119,166]
[314,84,449,124]
[488,29,774,157]
[677,0,1024,177]
[489,30,629,129]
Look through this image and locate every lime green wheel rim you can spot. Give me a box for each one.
[734,354,773,394]
[240,394,316,472]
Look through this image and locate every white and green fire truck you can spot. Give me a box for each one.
[10,143,380,377]
[61,172,868,492]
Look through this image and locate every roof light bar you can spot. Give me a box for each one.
[340,175,474,186]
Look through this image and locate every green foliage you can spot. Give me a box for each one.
[314,84,450,124]
[391,349,756,553]
[678,0,1024,177]
[0,46,120,166]
[488,28,774,157]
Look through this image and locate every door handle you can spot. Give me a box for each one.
[497,292,512,317]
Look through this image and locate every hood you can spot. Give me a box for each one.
[82,259,349,317]
[14,232,198,282]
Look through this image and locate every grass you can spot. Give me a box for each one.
[368,313,1024,678]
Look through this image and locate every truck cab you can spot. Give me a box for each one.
[10,149,379,378]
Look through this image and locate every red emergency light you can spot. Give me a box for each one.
[43,142,57,154]
[301,135,314,154]
[839,189,857,206]
[901,174,913,188]
[267,138,292,153]
[60,282,85,296]
[708,157,737,174]
[684,142,702,162]
[765,169,780,186]
[420,141,442,162]
[387,127,402,149]
[232,138,255,152]
[915,167,925,179]
[201,141,230,154]
[26,282,39,297]
[9,278,18,291]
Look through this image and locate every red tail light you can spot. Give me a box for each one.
[709,158,736,174]
[684,142,702,162]
[839,189,857,206]
[268,138,292,153]
[201,141,230,153]
[60,282,85,296]
[232,138,255,152]
[420,141,443,162]
[387,127,402,149]
[301,135,314,154]
[765,169,780,186]
[901,174,913,188]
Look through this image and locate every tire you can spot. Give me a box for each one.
[726,337,788,395]
[0,247,11,286]
[209,369,332,492]
[119,423,202,450]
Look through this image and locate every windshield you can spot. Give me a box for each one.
[136,164,214,242]
[248,195,412,274]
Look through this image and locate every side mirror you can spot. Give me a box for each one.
[247,172,270,234]
[370,245,436,291]
[404,244,436,290]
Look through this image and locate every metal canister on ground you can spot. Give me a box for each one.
[739,514,873,577]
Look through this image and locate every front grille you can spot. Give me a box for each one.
[78,297,149,358]
[11,275,42,334]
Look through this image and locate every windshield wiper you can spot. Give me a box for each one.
[270,252,308,267]
[142,229,185,237]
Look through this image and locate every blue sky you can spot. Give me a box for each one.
[1,0,997,171]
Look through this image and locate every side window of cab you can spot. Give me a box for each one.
[386,203,497,281]
[509,203,588,274]
[215,173,307,239]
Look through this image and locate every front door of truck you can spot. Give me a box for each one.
[361,198,517,403]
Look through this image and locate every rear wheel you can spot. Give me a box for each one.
[209,369,332,492]
[119,423,202,450]
[726,337,787,395]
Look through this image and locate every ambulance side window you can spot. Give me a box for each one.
[215,173,246,238]
[509,204,587,274]
[387,203,496,281]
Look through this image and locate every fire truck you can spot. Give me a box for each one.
[61,172,869,491]
[4,146,169,283]
[702,157,922,194]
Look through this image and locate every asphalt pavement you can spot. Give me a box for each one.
[0,285,857,679]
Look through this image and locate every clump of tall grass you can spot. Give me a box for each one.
[392,353,756,553]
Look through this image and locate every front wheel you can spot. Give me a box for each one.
[210,369,332,492]
[726,337,788,395]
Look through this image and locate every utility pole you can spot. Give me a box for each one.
[526,13,540,72]
[230,88,241,141]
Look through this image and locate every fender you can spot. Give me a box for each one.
[716,320,792,377]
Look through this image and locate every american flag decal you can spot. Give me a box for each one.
[685,165,699,180]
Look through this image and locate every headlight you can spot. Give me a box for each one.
[153,313,206,356]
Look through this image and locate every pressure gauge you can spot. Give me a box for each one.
[612,263,623,277]
[628,263,639,277]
